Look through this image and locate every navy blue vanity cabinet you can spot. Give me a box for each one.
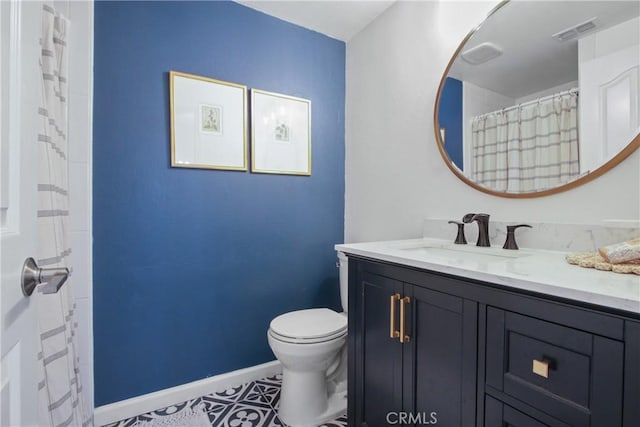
[348,259,478,427]
[346,255,640,427]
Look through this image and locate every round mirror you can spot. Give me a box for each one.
[435,0,640,198]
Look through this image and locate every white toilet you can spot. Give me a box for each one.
[267,252,349,427]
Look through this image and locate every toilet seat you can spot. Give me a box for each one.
[269,308,347,344]
[269,327,347,344]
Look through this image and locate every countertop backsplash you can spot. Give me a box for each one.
[422,219,640,253]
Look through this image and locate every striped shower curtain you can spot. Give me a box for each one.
[35,4,93,426]
[471,92,580,192]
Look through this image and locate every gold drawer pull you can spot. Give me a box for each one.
[532,359,550,378]
[400,296,411,343]
[390,293,400,339]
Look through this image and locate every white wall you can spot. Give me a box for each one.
[580,16,640,61]
[54,0,94,411]
[345,1,640,243]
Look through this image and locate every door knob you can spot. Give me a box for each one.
[21,257,69,297]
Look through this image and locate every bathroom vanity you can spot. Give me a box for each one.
[339,0,640,423]
[336,239,640,427]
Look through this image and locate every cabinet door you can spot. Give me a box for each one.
[352,271,403,427]
[624,321,640,427]
[403,284,478,426]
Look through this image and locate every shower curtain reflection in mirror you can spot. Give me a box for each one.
[470,91,580,193]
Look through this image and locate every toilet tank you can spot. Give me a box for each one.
[337,252,348,313]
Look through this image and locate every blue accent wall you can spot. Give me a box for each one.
[93,1,345,406]
[439,77,463,170]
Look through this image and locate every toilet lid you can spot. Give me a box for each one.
[270,308,347,341]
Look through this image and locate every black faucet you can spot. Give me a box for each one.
[462,213,491,247]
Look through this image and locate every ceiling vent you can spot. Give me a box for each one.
[552,17,598,42]
[461,42,503,65]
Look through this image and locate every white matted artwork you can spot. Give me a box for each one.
[251,89,311,175]
[170,71,247,170]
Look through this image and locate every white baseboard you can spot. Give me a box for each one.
[94,360,282,426]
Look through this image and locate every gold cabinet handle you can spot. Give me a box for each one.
[400,296,411,343]
[390,293,400,339]
[532,359,550,378]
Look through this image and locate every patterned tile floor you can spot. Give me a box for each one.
[104,374,347,427]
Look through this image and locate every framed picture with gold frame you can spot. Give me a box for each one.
[170,71,247,170]
[251,89,311,175]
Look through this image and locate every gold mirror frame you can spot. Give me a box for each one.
[433,0,640,199]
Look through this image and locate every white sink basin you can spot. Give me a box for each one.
[398,242,532,263]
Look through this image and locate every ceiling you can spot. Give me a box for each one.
[236,0,397,41]
[235,1,639,97]
[449,1,640,99]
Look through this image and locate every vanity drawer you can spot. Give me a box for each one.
[484,395,570,427]
[486,307,624,426]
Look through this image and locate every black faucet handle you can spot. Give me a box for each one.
[448,221,467,244]
[503,224,532,250]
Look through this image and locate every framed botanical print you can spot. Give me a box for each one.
[170,71,247,170]
[251,89,311,175]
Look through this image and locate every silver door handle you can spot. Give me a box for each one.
[21,257,69,296]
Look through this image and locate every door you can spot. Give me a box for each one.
[351,263,479,427]
[579,18,639,172]
[352,271,403,427]
[404,282,477,427]
[1,1,44,425]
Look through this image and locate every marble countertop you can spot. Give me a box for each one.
[335,238,640,315]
